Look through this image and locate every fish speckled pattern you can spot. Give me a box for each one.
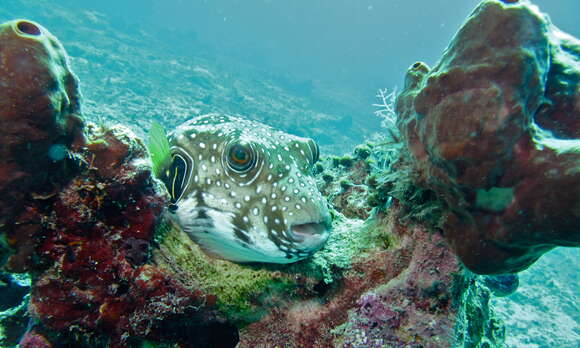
[160,114,331,263]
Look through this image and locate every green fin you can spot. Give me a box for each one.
[148,121,172,178]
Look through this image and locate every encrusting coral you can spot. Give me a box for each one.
[0,18,84,271]
[396,0,580,274]
[0,20,225,347]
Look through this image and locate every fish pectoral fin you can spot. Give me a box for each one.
[148,121,172,178]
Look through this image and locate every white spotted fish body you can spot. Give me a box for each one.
[149,114,331,263]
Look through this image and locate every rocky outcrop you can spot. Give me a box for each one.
[0,20,220,347]
[396,0,580,274]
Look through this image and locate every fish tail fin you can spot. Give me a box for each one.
[148,121,171,178]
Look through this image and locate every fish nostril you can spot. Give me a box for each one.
[16,21,41,36]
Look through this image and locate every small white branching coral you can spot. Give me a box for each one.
[372,88,399,143]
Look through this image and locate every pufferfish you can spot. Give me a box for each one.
[148,114,331,263]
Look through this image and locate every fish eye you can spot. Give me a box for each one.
[307,139,320,164]
[226,141,255,173]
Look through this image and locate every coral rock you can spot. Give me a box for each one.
[0,19,84,270]
[23,125,215,345]
[396,0,580,274]
[237,206,503,347]
[0,18,218,345]
[0,19,83,225]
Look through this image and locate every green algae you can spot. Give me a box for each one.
[339,179,352,191]
[353,145,372,160]
[310,216,367,284]
[322,173,334,183]
[153,208,390,322]
[154,219,298,324]
[331,155,355,168]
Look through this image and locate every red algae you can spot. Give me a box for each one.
[0,19,220,346]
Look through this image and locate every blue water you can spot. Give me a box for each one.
[53,0,580,93]
[1,0,579,347]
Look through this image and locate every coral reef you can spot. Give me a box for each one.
[4,0,578,345]
[235,205,503,347]
[0,17,503,345]
[0,20,224,347]
[0,18,84,269]
[319,151,374,221]
[396,0,580,274]
[241,147,504,346]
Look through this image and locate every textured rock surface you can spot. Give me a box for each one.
[0,20,228,347]
[396,0,580,274]
[0,19,83,265]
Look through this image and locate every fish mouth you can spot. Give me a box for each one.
[288,220,331,249]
